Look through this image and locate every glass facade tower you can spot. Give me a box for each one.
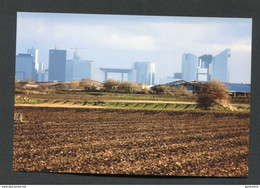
[211,49,230,83]
[48,49,67,82]
[134,62,155,85]
[181,53,198,81]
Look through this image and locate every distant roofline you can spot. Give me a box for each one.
[183,48,231,57]
[166,80,250,92]
[49,49,66,52]
[99,68,133,73]
[135,62,154,64]
[17,53,33,57]
[67,59,94,62]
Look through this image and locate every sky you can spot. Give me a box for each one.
[16,12,252,84]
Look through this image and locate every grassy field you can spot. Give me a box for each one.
[15,91,250,112]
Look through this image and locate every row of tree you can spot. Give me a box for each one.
[69,79,193,97]
[70,79,147,93]
[15,78,231,108]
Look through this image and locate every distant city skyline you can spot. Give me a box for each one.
[16,12,252,84]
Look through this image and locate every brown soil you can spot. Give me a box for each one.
[13,107,249,177]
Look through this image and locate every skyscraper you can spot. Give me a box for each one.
[210,49,230,83]
[15,54,34,81]
[181,53,198,81]
[134,62,155,85]
[27,47,39,81]
[198,54,213,81]
[180,49,230,83]
[66,59,94,81]
[38,62,44,82]
[48,49,67,81]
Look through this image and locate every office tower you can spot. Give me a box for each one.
[197,54,213,81]
[181,53,198,81]
[15,54,34,81]
[66,59,94,81]
[38,62,44,82]
[211,48,230,83]
[134,62,155,85]
[48,49,67,81]
[42,69,49,82]
[27,47,39,81]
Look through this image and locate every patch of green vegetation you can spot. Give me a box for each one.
[232,104,250,111]
[107,102,116,107]
[137,103,146,108]
[123,103,130,107]
[73,101,83,105]
[31,100,46,104]
[15,96,46,104]
[53,100,61,103]
[119,103,126,107]
[63,100,70,104]
[176,104,187,110]
[113,93,180,101]
[162,104,168,108]
[164,104,174,109]
[143,104,149,108]
[92,101,106,106]
[151,104,157,108]
[185,104,197,110]
[86,101,94,105]
[155,104,165,108]
[86,100,248,113]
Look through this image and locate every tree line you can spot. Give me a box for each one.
[15,78,231,109]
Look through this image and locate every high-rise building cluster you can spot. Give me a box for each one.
[15,47,94,82]
[180,48,230,82]
[15,46,230,85]
[15,47,43,81]
[15,47,156,85]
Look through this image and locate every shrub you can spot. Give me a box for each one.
[103,79,120,92]
[151,85,192,97]
[15,81,27,90]
[175,86,192,97]
[118,81,142,93]
[197,80,230,108]
[55,83,68,91]
[69,81,81,89]
[80,79,98,91]
[151,84,171,94]
[38,85,48,91]
[25,78,36,83]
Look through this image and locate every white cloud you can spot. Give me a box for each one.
[101,33,158,51]
[18,19,159,52]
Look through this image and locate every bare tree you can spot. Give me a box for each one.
[69,81,81,89]
[55,83,68,91]
[80,79,98,91]
[151,84,171,94]
[118,81,142,93]
[197,80,230,108]
[103,79,120,92]
[25,78,36,83]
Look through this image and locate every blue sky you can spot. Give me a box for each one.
[16,12,252,83]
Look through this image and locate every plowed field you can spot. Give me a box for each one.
[13,107,249,177]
